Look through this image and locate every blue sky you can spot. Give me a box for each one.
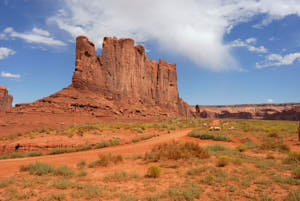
[0,0,300,105]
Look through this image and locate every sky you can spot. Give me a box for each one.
[0,0,300,106]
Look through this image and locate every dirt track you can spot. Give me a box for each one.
[0,128,237,178]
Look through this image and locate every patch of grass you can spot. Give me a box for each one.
[144,141,209,162]
[132,134,156,143]
[188,131,232,142]
[27,150,43,157]
[146,165,162,178]
[47,147,76,155]
[283,188,300,201]
[88,153,123,168]
[0,152,26,160]
[75,144,92,151]
[164,181,202,201]
[236,144,247,152]
[52,178,76,189]
[266,152,275,159]
[217,155,230,167]
[20,162,74,177]
[292,167,300,179]
[0,177,14,188]
[120,194,139,201]
[77,170,88,177]
[77,160,86,169]
[260,138,290,152]
[109,138,120,146]
[95,140,109,149]
[73,184,101,199]
[283,151,300,164]
[103,171,140,182]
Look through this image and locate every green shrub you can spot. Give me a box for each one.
[103,171,140,182]
[236,144,247,152]
[77,160,86,169]
[20,162,74,177]
[146,165,161,178]
[47,147,75,155]
[109,138,120,146]
[144,141,209,162]
[217,156,230,167]
[77,170,88,177]
[283,188,300,201]
[266,152,275,159]
[267,132,279,138]
[292,168,300,179]
[188,131,231,142]
[284,151,300,164]
[95,141,109,149]
[27,150,43,157]
[132,134,156,143]
[88,154,123,168]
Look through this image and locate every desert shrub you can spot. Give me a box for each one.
[103,171,140,182]
[283,151,300,164]
[72,184,101,199]
[77,160,86,169]
[20,162,74,177]
[292,168,300,179]
[260,138,290,152]
[236,144,247,152]
[77,170,88,177]
[146,165,161,178]
[144,141,209,162]
[75,144,92,152]
[109,138,120,146]
[132,134,156,143]
[47,147,75,155]
[0,152,26,160]
[27,150,43,157]
[165,181,202,201]
[283,188,300,201]
[267,132,279,138]
[88,154,123,168]
[0,177,14,188]
[52,179,76,189]
[95,141,109,149]
[266,152,275,159]
[217,156,230,167]
[120,194,139,201]
[188,132,231,142]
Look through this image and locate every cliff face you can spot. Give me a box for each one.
[192,103,300,121]
[14,36,189,117]
[0,86,13,111]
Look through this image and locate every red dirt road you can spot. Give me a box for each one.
[0,128,238,178]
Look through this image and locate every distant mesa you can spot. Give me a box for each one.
[0,85,13,111]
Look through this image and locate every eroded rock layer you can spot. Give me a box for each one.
[0,85,13,111]
[192,103,300,120]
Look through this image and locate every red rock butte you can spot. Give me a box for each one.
[13,36,190,118]
[0,85,13,111]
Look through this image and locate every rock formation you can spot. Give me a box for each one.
[0,85,13,111]
[192,103,300,121]
[13,36,190,117]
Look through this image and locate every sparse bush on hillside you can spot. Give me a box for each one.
[283,151,300,164]
[283,188,300,201]
[88,153,123,168]
[260,138,290,152]
[292,168,300,179]
[217,156,230,167]
[236,144,247,152]
[146,165,161,178]
[132,134,156,143]
[144,141,209,162]
[20,162,74,177]
[188,131,232,142]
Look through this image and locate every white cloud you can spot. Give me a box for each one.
[229,38,268,53]
[2,27,66,46]
[256,52,300,68]
[267,99,274,103]
[0,47,15,60]
[48,0,300,71]
[1,71,20,79]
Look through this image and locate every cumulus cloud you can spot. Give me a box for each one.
[229,38,268,53]
[2,27,66,46]
[48,0,300,71]
[1,71,20,79]
[267,99,274,103]
[0,47,15,60]
[256,52,300,68]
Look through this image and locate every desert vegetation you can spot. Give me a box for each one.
[0,118,299,200]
